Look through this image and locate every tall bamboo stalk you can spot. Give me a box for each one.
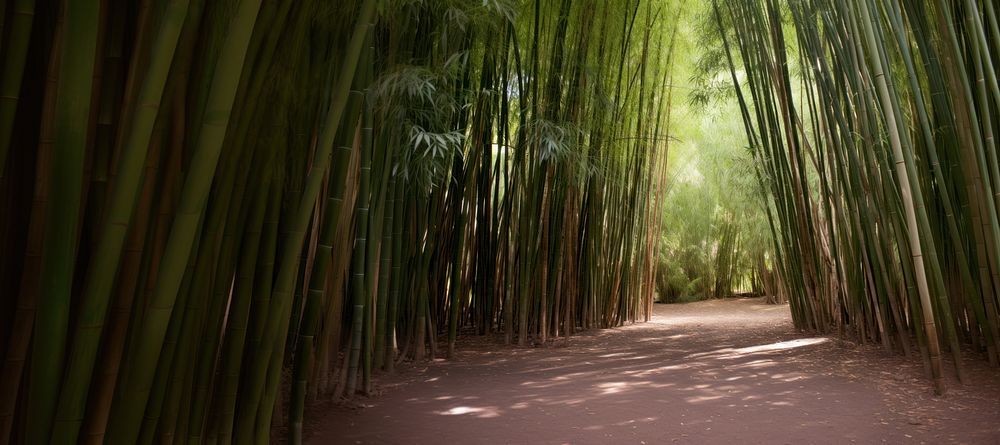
[25,2,101,442]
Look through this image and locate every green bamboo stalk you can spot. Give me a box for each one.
[345,59,374,397]
[186,2,299,439]
[212,156,275,445]
[105,0,264,441]
[234,3,375,442]
[447,155,468,357]
[888,0,997,363]
[857,0,944,393]
[0,0,35,179]
[289,100,362,445]
[385,181,405,371]
[25,2,102,441]
[373,174,395,368]
[0,63,55,441]
[50,2,190,441]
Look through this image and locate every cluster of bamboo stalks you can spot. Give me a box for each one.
[714,0,1000,394]
[0,0,675,443]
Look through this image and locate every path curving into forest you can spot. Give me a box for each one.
[308,298,1000,444]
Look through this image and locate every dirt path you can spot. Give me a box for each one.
[308,298,1000,444]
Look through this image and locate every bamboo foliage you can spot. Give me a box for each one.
[0,0,676,443]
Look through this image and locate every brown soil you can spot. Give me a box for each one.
[307,298,1000,444]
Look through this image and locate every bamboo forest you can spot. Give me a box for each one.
[1,0,1000,443]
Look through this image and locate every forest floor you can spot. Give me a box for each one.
[306,298,1000,444]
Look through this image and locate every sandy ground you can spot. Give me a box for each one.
[307,298,1000,444]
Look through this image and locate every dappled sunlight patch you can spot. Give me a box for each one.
[687,337,829,361]
[598,352,632,358]
[436,405,502,418]
[552,371,589,380]
[632,335,682,342]
[597,381,630,395]
[727,359,776,370]
[769,373,808,382]
[658,316,716,325]
[520,365,591,376]
[687,348,734,359]
[734,338,828,354]
[520,377,580,389]
[613,416,659,427]
[634,363,692,377]
[685,394,725,403]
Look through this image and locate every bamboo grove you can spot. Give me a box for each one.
[0,0,677,443]
[711,0,1000,394]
